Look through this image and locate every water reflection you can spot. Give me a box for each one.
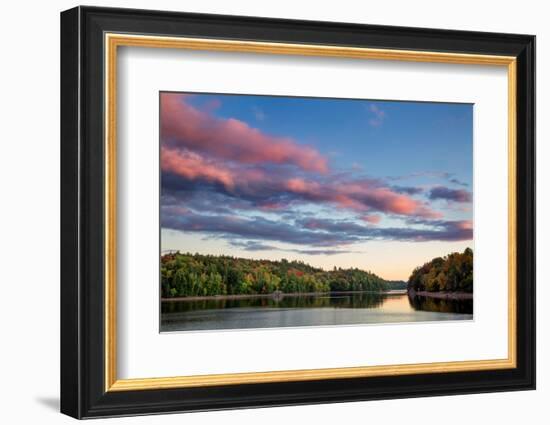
[162,292,388,314]
[160,292,473,332]
[408,294,473,314]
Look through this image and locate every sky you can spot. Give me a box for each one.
[160,92,473,280]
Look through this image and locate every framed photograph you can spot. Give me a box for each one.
[60,6,535,419]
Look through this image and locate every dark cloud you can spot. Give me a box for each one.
[228,240,356,256]
[429,186,472,203]
[392,185,424,195]
[298,217,472,242]
[162,210,359,247]
[161,163,441,218]
[449,178,469,187]
[228,240,277,251]
[387,172,469,188]
[163,206,472,248]
[293,249,356,256]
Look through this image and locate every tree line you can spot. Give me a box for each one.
[384,280,408,291]
[407,248,473,293]
[161,252,400,298]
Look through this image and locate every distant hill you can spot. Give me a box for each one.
[383,280,408,291]
[161,252,400,298]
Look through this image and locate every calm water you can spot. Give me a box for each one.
[161,292,473,332]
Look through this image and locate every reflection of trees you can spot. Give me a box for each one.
[407,293,473,314]
[162,292,389,314]
[328,293,385,309]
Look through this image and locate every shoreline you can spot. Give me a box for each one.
[162,289,407,302]
[408,290,473,300]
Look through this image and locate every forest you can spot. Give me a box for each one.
[383,280,408,291]
[406,248,473,293]
[160,252,403,298]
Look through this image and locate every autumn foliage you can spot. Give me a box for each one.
[407,248,473,293]
[160,252,396,298]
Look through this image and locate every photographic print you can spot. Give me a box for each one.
[160,92,474,332]
[61,9,535,416]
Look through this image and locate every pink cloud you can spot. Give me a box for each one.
[161,93,328,173]
[281,178,441,218]
[345,185,417,214]
[160,101,443,220]
[258,202,287,211]
[161,147,236,190]
[162,148,441,219]
[456,220,473,230]
[360,214,382,224]
[285,178,320,194]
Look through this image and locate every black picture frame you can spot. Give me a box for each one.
[61,5,535,419]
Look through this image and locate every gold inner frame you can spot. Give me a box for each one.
[104,33,517,392]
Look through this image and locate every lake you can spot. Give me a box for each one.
[160,292,473,332]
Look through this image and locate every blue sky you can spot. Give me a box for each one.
[189,93,472,186]
[160,92,473,280]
